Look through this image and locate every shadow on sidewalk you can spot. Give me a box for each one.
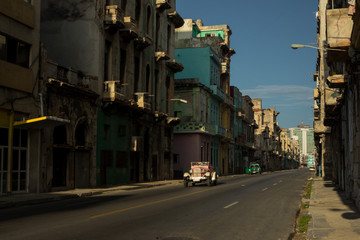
[321,181,360,220]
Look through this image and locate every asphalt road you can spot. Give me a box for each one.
[0,169,312,240]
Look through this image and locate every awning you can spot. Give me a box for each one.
[13,116,70,129]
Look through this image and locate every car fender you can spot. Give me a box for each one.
[183,172,190,179]
[205,172,211,177]
[211,172,217,181]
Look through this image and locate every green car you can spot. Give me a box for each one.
[249,163,261,175]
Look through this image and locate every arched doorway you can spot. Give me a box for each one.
[74,121,91,188]
[52,125,68,187]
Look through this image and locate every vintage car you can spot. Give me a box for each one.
[183,162,218,187]
[249,163,261,175]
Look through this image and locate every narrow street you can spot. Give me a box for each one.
[0,169,311,240]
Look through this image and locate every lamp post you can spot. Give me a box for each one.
[169,98,187,104]
[290,43,347,51]
[290,42,330,178]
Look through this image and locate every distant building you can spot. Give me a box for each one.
[289,125,315,167]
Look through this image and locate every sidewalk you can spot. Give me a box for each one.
[307,177,360,239]
[0,179,183,209]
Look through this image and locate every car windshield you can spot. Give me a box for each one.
[191,162,209,167]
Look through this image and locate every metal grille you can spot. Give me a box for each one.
[193,168,201,178]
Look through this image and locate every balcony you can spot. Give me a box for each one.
[156,0,171,12]
[224,94,234,107]
[104,5,125,32]
[155,51,170,61]
[221,62,230,75]
[46,60,98,96]
[166,59,184,73]
[174,122,215,135]
[103,81,126,102]
[314,89,319,99]
[134,92,151,110]
[120,17,139,39]
[167,11,184,28]
[215,125,226,137]
[314,120,331,134]
[210,85,225,100]
[134,35,152,49]
[327,8,353,48]
[325,88,342,107]
[327,74,348,88]
[314,109,320,120]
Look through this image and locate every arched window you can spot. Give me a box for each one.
[146,5,152,36]
[135,0,141,24]
[75,122,87,146]
[146,64,151,93]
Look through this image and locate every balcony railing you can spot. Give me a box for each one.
[174,122,215,135]
[103,81,126,101]
[134,92,151,110]
[134,35,152,49]
[120,17,139,39]
[210,85,225,100]
[221,62,230,75]
[104,5,125,32]
[325,88,341,106]
[156,0,171,11]
[46,60,98,90]
[215,125,226,137]
[314,88,319,99]
[224,94,234,106]
[327,74,348,88]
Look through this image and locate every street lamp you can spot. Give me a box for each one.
[290,43,347,52]
[169,98,187,104]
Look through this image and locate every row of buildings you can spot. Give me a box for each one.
[0,0,301,195]
[312,0,360,210]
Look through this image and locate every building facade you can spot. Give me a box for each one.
[174,19,235,176]
[313,0,360,211]
[0,0,43,194]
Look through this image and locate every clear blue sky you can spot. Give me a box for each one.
[177,0,319,129]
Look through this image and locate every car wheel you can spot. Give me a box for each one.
[192,182,196,186]
[207,177,211,186]
[213,180,217,186]
[184,180,189,187]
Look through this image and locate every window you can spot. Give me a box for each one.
[146,64,151,93]
[167,25,171,53]
[104,40,111,81]
[104,124,110,140]
[156,14,160,51]
[135,0,141,23]
[0,33,30,68]
[116,151,127,168]
[146,6,152,36]
[120,48,127,83]
[121,0,127,12]
[134,53,140,92]
[0,128,28,193]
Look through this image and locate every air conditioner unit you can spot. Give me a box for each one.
[131,136,144,151]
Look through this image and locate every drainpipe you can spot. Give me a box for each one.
[37,129,41,193]
[7,110,14,194]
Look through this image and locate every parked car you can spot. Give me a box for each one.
[249,163,261,175]
[183,162,218,187]
[309,167,316,172]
